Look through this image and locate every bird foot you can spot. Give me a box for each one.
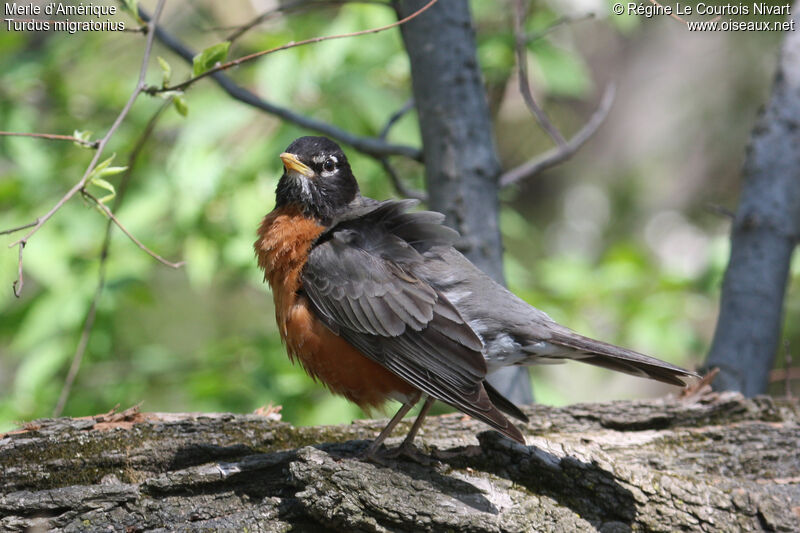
[386,442,434,465]
[359,441,433,466]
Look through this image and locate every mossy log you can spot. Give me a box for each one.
[1,391,799,532]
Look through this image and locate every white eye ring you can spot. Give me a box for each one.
[322,158,336,172]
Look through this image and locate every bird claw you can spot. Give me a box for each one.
[359,441,434,466]
[385,442,434,465]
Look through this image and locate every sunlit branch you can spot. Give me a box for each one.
[140,8,422,161]
[500,84,615,187]
[151,0,439,94]
[513,0,566,147]
[0,131,99,148]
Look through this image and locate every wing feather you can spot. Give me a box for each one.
[302,199,523,443]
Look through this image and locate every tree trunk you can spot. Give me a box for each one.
[395,0,532,404]
[705,3,800,395]
[2,393,798,531]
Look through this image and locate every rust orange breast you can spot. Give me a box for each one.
[255,206,417,410]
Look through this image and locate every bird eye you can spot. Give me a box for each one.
[322,158,336,172]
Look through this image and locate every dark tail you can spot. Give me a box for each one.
[547,329,699,387]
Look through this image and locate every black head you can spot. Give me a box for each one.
[275,136,359,223]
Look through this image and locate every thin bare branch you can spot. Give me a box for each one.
[12,243,24,297]
[225,0,391,43]
[500,84,615,187]
[52,272,103,417]
[6,0,167,297]
[525,12,596,43]
[769,366,800,386]
[647,0,689,25]
[0,220,37,236]
[83,192,184,269]
[379,158,426,201]
[513,0,566,147]
[0,131,99,148]
[375,98,426,200]
[379,98,415,140]
[156,0,438,93]
[53,101,172,418]
[224,0,294,42]
[142,9,422,161]
[705,203,736,219]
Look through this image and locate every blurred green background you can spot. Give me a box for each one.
[1,0,798,433]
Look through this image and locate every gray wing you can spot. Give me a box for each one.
[302,200,525,443]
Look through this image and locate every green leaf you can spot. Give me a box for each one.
[157,56,172,87]
[88,174,118,208]
[87,153,127,183]
[90,153,116,177]
[97,165,128,178]
[73,129,92,148]
[157,90,183,100]
[121,0,142,24]
[89,177,116,205]
[173,95,189,116]
[122,0,138,17]
[192,42,230,77]
[90,177,115,194]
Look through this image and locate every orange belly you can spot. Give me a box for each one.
[255,207,418,411]
[284,296,418,408]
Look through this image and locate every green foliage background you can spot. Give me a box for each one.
[1,1,798,432]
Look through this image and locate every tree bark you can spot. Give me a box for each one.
[395,0,532,404]
[705,3,800,395]
[2,393,798,532]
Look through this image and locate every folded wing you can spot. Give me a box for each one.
[302,200,525,443]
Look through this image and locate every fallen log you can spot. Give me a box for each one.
[1,392,798,532]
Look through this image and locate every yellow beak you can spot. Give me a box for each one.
[280,152,315,178]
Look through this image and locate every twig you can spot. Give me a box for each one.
[525,12,596,43]
[53,102,172,417]
[499,83,615,187]
[82,191,184,269]
[6,0,168,297]
[52,265,103,417]
[379,98,415,140]
[647,0,688,25]
[705,203,736,219]
[142,8,422,161]
[225,0,297,42]
[0,220,37,236]
[375,98,426,200]
[379,158,426,201]
[12,243,24,297]
[156,0,438,93]
[769,367,800,386]
[679,367,719,402]
[513,0,566,147]
[0,131,99,148]
[225,0,390,43]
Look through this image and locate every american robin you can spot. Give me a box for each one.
[255,136,698,456]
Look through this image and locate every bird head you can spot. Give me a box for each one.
[275,136,359,223]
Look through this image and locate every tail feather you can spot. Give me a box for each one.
[484,381,529,422]
[547,329,699,387]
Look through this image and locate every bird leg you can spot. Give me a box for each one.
[380,395,436,463]
[362,399,416,459]
[397,395,435,452]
